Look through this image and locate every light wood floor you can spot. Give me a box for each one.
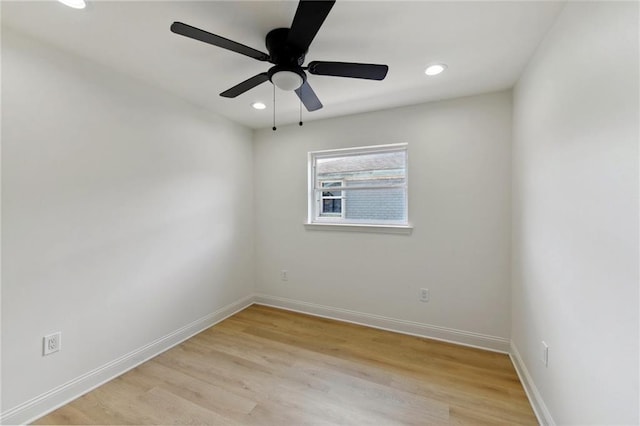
[35,305,537,425]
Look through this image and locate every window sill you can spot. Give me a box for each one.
[304,222,413,235]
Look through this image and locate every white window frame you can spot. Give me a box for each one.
[306,143,411,233]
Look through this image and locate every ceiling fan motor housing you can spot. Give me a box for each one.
[266,28,306,66]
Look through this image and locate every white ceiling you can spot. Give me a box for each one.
[2,1,564,129]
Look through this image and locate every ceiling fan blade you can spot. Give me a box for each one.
[287,0,336,53]
[171,22,269,62]
[220,73,270,98]
[295,81,323,112]
[308,61,389,80]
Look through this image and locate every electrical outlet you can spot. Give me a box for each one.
[541,341,549,367]
[43,332,61,356]
[280,269,288,281]
[420,288,429,302]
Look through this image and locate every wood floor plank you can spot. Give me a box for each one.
[34,305,537,425]
[136,362,258,417]
[33,405,96,425]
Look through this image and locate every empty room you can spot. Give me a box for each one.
[1,0,638,425]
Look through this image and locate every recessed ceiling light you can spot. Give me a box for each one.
[57,0,86,9]
[251,102,266,110]
[425,64,447,76]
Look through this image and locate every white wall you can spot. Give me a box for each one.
[253,91,513,347]
[1,29,254,416]
[511,2,639,424]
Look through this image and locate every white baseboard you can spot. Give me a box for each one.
[0,294,254,426]
[253,294,510,353]
[509,340,555,426]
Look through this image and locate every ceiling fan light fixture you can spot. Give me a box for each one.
[425,64,447,76]
[271,70,304,91]
[57,0,86,9]
[251,102,267,110]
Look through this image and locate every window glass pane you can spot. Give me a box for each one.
[321,199,342,215]
[316,151,406,188]
[343,188,405,222]
[321,180,342,197]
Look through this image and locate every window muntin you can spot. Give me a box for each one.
[308,144,408,226]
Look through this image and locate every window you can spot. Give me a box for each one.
[319,181,345,218]
[308,144,408,228]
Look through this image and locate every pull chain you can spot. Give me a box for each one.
[299,99,303,126]
[272,84,277,131]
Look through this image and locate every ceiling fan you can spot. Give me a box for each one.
[170,0,388,112]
